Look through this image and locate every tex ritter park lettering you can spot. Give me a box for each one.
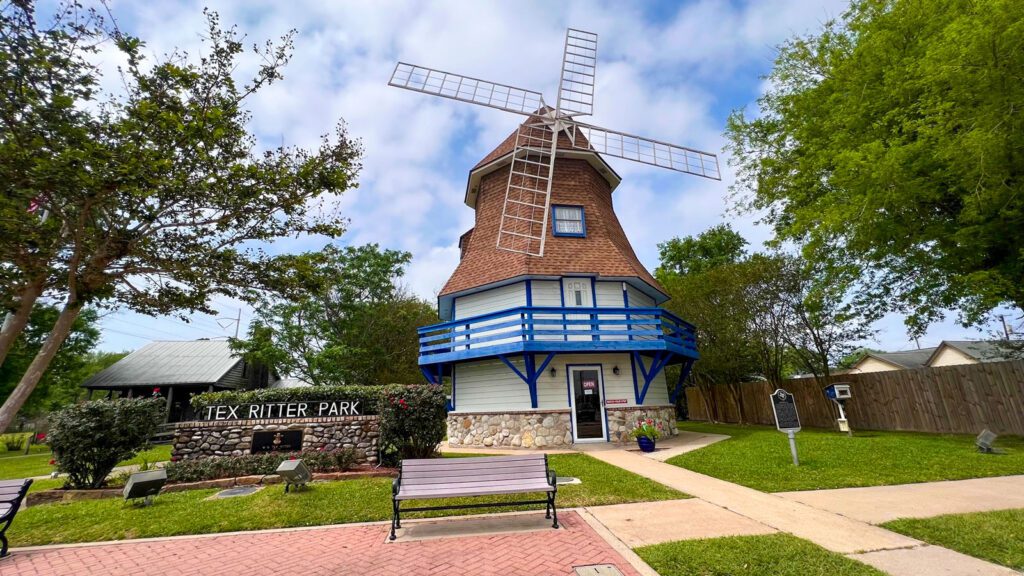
[203,401,361,421]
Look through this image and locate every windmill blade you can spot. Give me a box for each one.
[555,29,598,117]
[389,62,545,116]
[567,121,721,180]
[496,118,558,256]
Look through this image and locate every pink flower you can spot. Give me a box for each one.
[36,433,46,442]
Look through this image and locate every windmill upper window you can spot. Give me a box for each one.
[552,205,586,237]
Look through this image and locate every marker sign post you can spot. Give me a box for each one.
[770,388,801,466]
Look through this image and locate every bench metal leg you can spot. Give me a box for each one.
[390,499,400,541]
[549,493,559,529]
[1,531,8,558]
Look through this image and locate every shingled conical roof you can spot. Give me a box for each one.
[440,121,664,298]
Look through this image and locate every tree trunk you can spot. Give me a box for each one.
[0,299,83,432]
[0,278,45,368]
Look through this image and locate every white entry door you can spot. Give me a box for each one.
[569,366,606,442]
[562,278,593,341]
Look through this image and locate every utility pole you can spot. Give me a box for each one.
[1000,315,1012,340]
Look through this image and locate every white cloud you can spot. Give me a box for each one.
[89,0,992,353]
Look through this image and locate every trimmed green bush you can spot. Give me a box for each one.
[378,384,447,460]
[164,448,360,483]
[191,385,385,414]
[48,398,164,488]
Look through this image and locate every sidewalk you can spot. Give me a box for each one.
[777,474,1024,524]
[586,449,1019,576]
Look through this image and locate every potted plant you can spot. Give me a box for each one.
[630,418,662,452]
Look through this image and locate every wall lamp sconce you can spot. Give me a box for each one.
[550,367,557,378]
[612,366,620,376]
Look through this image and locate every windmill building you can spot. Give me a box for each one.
[394,29,717,447]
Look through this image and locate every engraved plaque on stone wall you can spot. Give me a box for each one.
[251,430,303,453]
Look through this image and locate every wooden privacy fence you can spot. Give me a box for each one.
[685,360,1024,435]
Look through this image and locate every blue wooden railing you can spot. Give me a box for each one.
[417,306,698,364]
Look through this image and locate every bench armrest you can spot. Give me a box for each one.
[547,469,557,491]
[392,474,401,497]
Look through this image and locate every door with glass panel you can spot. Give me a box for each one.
[570,367,605,441]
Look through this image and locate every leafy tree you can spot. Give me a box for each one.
[0,4,361,430]
[232,245,438,386]
[656,224,748,281]
[777,258,877,385]
[726,0,1024,335]
[0,305,101,423]
[48,397,164,488]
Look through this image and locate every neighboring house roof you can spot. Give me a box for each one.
[82,340,245,389]
[859,348,937,370]
[926,340,1014,365]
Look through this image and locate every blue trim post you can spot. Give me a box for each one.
[670,360,693,404]
[450,367,457,411]
[525,280,533,342]
[589,277,598,342]
[629,353,641,404]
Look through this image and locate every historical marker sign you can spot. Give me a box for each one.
[770,389,801,432]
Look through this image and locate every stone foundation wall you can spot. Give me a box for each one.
[606,405,677,443]
[447,405,678,448]
[447,410,572,448]
[172,415,380,464]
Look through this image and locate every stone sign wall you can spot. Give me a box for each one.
[172,415,380,464]
[446,405,677,448]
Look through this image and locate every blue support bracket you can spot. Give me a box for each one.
[670,360,694,404]
[632,351,670,405]
[498,352,555,409]
[420,366,439,385]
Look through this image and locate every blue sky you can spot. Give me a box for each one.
[91,0,1010,353]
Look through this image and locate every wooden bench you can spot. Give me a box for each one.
[0,478,33,558]
[390,454,557,540]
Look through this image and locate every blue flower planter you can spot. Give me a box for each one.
[637,436,656,453]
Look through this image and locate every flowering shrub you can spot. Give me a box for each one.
[629,418,662,441]
[49,398,165,488]
[377,384,447,461]
[164,448,361,483]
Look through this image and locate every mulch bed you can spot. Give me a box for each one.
[26,466,398,506]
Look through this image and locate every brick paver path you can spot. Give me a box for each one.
[2,511,640,576]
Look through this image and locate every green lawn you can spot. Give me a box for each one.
[883,509,1024,571]
[635,533,885,576]
[8,453,685,546]
[0,444,173,481]
[670,422,1024,492]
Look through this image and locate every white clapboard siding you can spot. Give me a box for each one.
[595,282,627,341]
[455,352,671,413]
[453,282,527,349]
[625,284,657,341]
[530,280,562,342]
[454,358,532,412]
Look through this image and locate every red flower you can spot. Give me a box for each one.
[35,433,46,442]
[289,456,296,460]
[170,456,180,462]
[48,458,56,465]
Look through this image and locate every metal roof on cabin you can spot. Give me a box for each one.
[81,340,243,388]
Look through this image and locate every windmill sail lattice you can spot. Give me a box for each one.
[556,29,598,117]
[496,118,558,255]
[388,28,721,258]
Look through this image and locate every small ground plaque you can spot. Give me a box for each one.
[574,565,624,576]
[210,486,263,500]
[252,430,303,453]
[556,476,581,485]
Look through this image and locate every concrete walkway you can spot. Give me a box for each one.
[586,449,1019,576]
[777,474,1024,524]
